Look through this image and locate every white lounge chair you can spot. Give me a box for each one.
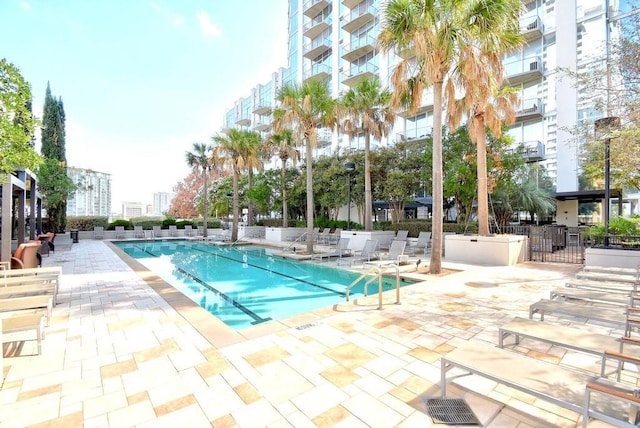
[184,225,194,237]
[152,225,162,238]
[115,226,125,239]
[408,231,431,255]
[93,226,104,239]
[169,225,178,237]
[338,239,379,266]
[378,239,407,264]
[133,226,145,238]
[312,238,351,261]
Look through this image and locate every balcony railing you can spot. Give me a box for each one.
[396,127,432,143]
[303,15,332,39]
[303,62,331,82]
[341,34,377,62]
[520,141,545,162]
[520,15,543,41]
[515,98,544,120]
[342,4,377,33]
[303,38,332,59]
[253,104,272,115]
[342,63,379,87]
[303,0,329,18]
[504,56,543,85]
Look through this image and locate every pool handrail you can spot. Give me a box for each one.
[345,264,401,309]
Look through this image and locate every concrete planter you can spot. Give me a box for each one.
[264,227,306,243]
[339,230,396,252]
[444,234,527,266]
[585,247,640,269]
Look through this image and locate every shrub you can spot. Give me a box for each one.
[107,219,133,230]
[66,216,108,231]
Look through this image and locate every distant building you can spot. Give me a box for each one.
[122,201,153,220]
[67,167,111,217]
[153,192,175,217]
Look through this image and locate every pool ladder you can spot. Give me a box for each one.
[345,263,401,309]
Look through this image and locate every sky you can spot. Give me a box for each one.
[0,0,289,211]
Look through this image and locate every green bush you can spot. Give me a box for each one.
[107,219,133,230]
[162,218,177,228]
[66,216,108,231]
[584,216,640,237]
[175,220,195,229]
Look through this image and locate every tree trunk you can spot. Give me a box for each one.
[364,133,373,231]
[430,82,444,274]
[476,119,490,236]
[247,169,254,226]
[202,169,208,238]
[281,158,288,228]
[232,167,239,242]
[305,136,314,254]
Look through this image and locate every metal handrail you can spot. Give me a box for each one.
[283,232,309,251]
[345,264,401,309]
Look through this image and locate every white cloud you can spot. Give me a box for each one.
[19,2,31,11]
[150,1,185,28]
[196,10,221,38]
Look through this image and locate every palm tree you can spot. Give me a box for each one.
[266,129,299,227]
[237,130,263,226]
[212,129,247,242]
[448,0,523,236]
[379,0,518,274]
[275,80,338,254]
[340,76,395,231]
[185,142,214,238]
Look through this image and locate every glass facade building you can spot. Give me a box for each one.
[66,167,112,217]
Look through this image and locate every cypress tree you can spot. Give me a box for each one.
[39,82,73,233]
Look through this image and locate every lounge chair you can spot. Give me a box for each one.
[0,295,53,325]
[133,225,145,238]
[2,314,46,355]
[115,226,125,239]
[408,231,431,255]
[169,225,178,237]
[317,228,331,244]
[153,225,162,238]
[312,238,351,262]
[37,232,55,252]
[184,225,194,237]
[327,228,342,244]
[377,239,407,264]
[93,226,104,239]
[338,239,379,266]
[11,243,42,269]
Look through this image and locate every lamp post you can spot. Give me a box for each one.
[344,161,355,230]
[226,192,232,227]
[594,116,620,247]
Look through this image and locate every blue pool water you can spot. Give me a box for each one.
[114,240,409,330]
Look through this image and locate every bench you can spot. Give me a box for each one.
[529,299,627,327]
[566,278,637,293]
[550,288,634,307]
[576,271,639,285]
[0,266,61,278]
[0,296,53,325]
[441,342,640,427]
[584,265,639,277]
[0,283,58,305]
[2,314,45,354]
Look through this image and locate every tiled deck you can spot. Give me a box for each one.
[1,239,613,427]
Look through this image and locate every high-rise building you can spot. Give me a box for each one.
[223,0,635,210]
[153,192,175,217]
[66,167,111,217]
[121,201,153,220]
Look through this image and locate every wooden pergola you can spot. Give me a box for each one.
[1,169,43,263]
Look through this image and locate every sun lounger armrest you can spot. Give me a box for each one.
[585,382,640,427]
[621,336,640,346]
[603,349,640,365]
[586,382,640,404]
[627,306,640,314]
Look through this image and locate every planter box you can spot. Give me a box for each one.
[445,234,527,266]
[339,230,396,252]
[585,247,640,269]
[264,227,306,243]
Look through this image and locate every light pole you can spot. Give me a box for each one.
[594,116,620,247]
[344,161,355,230]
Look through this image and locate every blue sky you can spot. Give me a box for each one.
[0,0,288,211]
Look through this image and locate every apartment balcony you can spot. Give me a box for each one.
[342,4,377,33]
[253,117,273,132]
[505,56,543,85]
[303,62,331,83]
[317,127,332,144]
[303,38,332,59]
[520,15,543,41]
[341,35,377,62]
[396,89,434,118]
[253,104,272,115]
[515,98,544,121]
[520,141,545,162]
[303,0,329,18]
[342,0,363,9]
[342,63,379,87]
[303,15,332,39]
[235,118,251,126]
[396,127,432,143]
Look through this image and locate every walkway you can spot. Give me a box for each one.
[1,239,602,427]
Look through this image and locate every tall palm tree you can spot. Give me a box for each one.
[379,0,517,273]
[185,142,214,238]
[237,130,263,226]
[449,0,523,236]
[340,76,395,231]
[266,128,299,228]
[275,80,338,254]
[212,129,247,242]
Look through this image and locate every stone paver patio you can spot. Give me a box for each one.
[2,238,624,427]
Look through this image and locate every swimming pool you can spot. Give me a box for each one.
[114,240,409,330]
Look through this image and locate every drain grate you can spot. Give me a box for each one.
[424,398,481,425]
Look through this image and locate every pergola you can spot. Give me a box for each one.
[0,169,44,263]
